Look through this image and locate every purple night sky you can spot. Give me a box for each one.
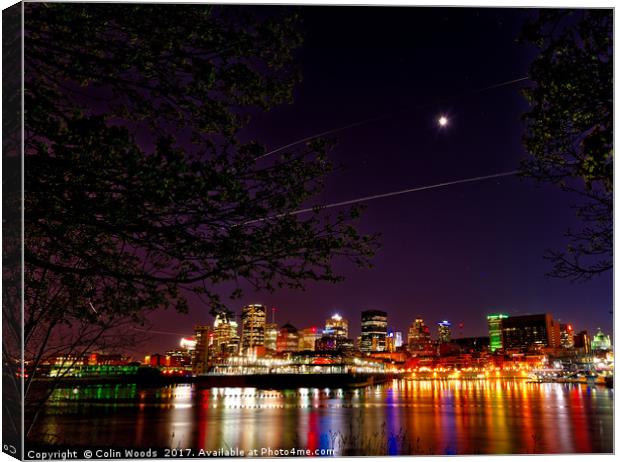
[133,7,612,358]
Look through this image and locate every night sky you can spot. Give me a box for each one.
[138,6,613,357]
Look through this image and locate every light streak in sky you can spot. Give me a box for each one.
[245,170,520,224]
[130,326,191,336]
[257,76,529,159]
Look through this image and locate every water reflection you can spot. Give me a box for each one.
[37,380,613,455]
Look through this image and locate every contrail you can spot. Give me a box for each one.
[257,76,529,160]
[256,115,388,159]
[246,170,520,224]
[472,76,530,93]
[130,326,192,336]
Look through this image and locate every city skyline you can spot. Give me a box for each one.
[135,303,611,360]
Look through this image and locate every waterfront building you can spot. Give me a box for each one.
[213,312,240,355]
[361,310,388,352]
[337,337,356,356]
[144,353,166,367]
[437,320,452,344]
[591,328,612,352]
[325,313,349,339]
[276,323,299,353]
[241,304,267,356]
[264,323,278,352]
[501,313,561,350]
[165,348,193,367]
[559,323,575,349]
[87,353,131,366]
[299,327,321,351]
[407,318,431,352]
[573,330,591,353]
[49,363,139,378]
[487,313,508,352]
[193,324,212,374]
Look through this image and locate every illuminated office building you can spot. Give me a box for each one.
[240,304,267,356]
[179,337,197,351]
[394,331,403,348]
[573,330,591,353]
[407,318,431,352]
[501,313,560,350]
[559,323,575,349]
[264,323,278,352]
[437,320,452,344]
[325,313,349,339]
[193,324,212,374]
[361,310,388,352]
[487,313,509,352]
[213,312,239,355]
[276,323,299,353]
[299,327,321,351]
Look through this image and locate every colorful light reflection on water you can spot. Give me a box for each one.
[36,379,613,455]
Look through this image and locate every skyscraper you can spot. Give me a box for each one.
[361,310,388,352]
[299,327,321,351]
[193,324,212,374]
[325,313,349,339]
[559,323,575,349]
[212,312,239,355]
[276,323,299,353]
[487,313,509,352]
[240,304,267,356]
[501,314,561,350]
[437,320,452,344]
[407,318,431,352]
[264,323,278,352]
[573,330,591,353]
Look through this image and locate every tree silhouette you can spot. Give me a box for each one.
[520,9,612,282]
[18,3,379,438]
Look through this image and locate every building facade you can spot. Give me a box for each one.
[264,323,279,352]
[193,324,212,374]
[325,314,349,339]
[407,318,431,352]
[299,327,321,351]
[361,310,388,352]
[559,323,575,349]
[437,320,452,344]
[276,323,300,353]
[212,312,239,356]
[591,328,612,351]
[240,304,267,356]
[501,313,561,351]
[487,313,508,352]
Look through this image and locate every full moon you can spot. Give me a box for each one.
[438,115,448,127]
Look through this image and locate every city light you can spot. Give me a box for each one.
[180,337,197,350]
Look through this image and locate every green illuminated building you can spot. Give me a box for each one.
[591,328,612,351]
[487,313,509,352]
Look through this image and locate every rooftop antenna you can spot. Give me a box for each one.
[272,306,277,324]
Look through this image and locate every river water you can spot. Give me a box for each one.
[31,379,613,455]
